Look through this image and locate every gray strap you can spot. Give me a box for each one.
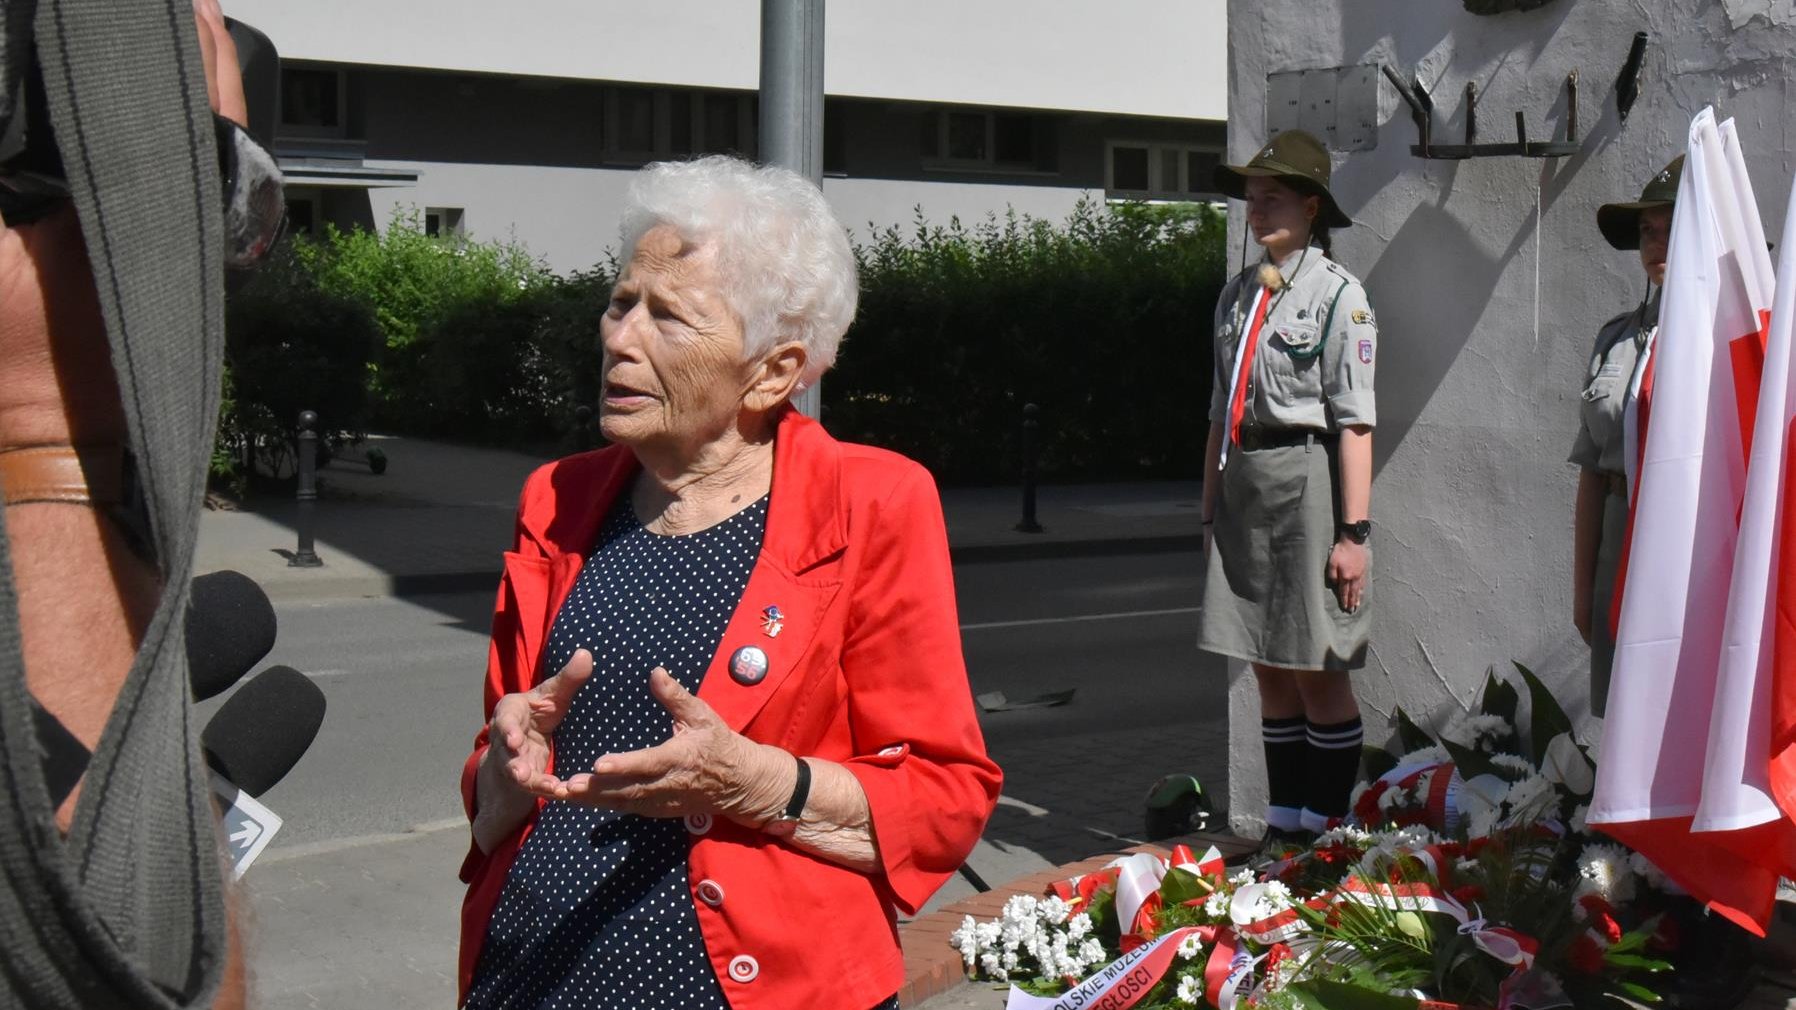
[0,0,227,1006]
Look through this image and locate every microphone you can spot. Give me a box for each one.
[201,665,326,797]
[186,570,277,701]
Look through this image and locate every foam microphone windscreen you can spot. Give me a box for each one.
[186,570,278,701]
[202,666,326,797]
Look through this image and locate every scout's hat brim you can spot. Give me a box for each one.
[1596,199,1670,251]
[1214,161,1354,229]
[1598,155,1683,251]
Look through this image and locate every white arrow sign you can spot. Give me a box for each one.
[210,773,283,879]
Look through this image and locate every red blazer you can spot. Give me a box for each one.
[457,408,1002,1009]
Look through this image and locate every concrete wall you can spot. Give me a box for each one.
[1223,0,1796,831]
[225,0,1227,121]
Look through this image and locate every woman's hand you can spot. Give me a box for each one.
[1327,538,1368,613]
[473,649,593,852]
[546,667,790,824]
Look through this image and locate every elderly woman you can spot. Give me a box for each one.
[455,156,1002,1010]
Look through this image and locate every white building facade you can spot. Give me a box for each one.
[225,1,1229,272]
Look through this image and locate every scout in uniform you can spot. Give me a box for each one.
[1571,156,1678,717]
[1198,130,1378,841]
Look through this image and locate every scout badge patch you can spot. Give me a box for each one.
[1358,339,1374,365]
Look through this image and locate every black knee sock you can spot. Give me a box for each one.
[1262,716,1308,832]
[1302,716,1364,831]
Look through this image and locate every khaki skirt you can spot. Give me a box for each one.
[1587,487,1628,717]
[1199,435,1371,671]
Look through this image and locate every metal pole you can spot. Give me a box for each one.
[760,0,826,418]
[290,410,323,567]
[1015,403,1044,534]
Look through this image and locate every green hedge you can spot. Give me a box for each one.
[220,199,1223,486]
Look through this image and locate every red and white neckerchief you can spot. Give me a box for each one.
[1219,284,1274,468]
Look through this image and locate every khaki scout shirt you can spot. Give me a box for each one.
[1568,295,1660,476]
[1207,247,1378,431]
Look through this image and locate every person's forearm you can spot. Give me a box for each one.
[1201,424,1224,520]
[472,746,538,854]
[1338,426,1373,524]
[736,743,878,873]
[1573,469,1607,603]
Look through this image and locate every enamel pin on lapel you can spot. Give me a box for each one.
[729,645,770,686]
[761,605,785,639]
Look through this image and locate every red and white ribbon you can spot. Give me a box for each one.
[1002,926,1212,1010]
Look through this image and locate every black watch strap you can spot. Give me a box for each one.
[782,754,812,821]
[1339,520,1371,544]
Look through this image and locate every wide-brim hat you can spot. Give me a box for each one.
[1213,129,1353,229]
[1598,155,1683,250]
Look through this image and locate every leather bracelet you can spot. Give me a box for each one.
[0,444,125,506]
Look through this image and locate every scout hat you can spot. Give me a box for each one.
[1597,155,1682,250]
[1213,129,1353,229]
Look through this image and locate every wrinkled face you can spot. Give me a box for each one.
[1638,206,1672,286]
[598,225,759,452]
[1244,176,1319,254]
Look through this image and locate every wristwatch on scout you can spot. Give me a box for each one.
[1338,520,1371,545]
[762,753,811,837]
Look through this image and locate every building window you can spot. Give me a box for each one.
[280,67,347,138]
[1107,141,1222,200]
[285,191,321,235]
[925,109,1047,171]
[823,99,847,175]
[424,207,465,238]
[604,88,755,164]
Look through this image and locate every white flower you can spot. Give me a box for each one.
[1451,714,1513,751]
[1066,912,1092,941]
[1176,975,1204,1005]
[1203,890,1230,919]
[1317,824,1373,848]
[1229,866,1256,887]
[980,951,1008,980]
[1502,775,1554,824]
[974,921,1002,950]
[1039,896,1071,926]
[1001,894,1040,922]
[1177,933,1206,960]
[948,915,982,968]
[1490,753,1536,776]
[1378,785,1411,812]
[1576,843,1638,904]
[1077,937,1107,969]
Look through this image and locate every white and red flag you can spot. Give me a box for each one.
[1588,107,1793,933]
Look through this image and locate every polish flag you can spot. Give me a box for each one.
[1588,108,1791,934]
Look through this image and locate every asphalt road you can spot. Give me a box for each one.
[210,549,1224,854]
[213,548,1229,1010]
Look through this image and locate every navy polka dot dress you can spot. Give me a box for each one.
[466,494,767,1010]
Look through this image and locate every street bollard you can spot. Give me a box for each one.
[575,404,594,452]
[1015,402,1044,533]
[290,410,323,568]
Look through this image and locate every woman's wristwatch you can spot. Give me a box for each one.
[1338,520,1371,545]
[762,753,811,838]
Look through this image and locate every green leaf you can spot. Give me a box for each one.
[1514,662,1574,765]
[1617,981,1666,1003]
[1439,734,1499,782]
[1479,667,1521,725]
[1287,980,1421,1010]
[1606,953,1673,972]
[1158,866,1206,906]
[1395,708,1434,755]
[1364,745,1398,783]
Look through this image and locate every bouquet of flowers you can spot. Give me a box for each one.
[949,665,1681,1009]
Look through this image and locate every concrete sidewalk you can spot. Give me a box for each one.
[196,435,1201,600]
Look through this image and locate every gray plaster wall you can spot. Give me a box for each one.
[1222,0,1796,832]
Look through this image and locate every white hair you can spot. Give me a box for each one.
[618,155,859,388]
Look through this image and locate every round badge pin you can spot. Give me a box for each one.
[729,645,770,686]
